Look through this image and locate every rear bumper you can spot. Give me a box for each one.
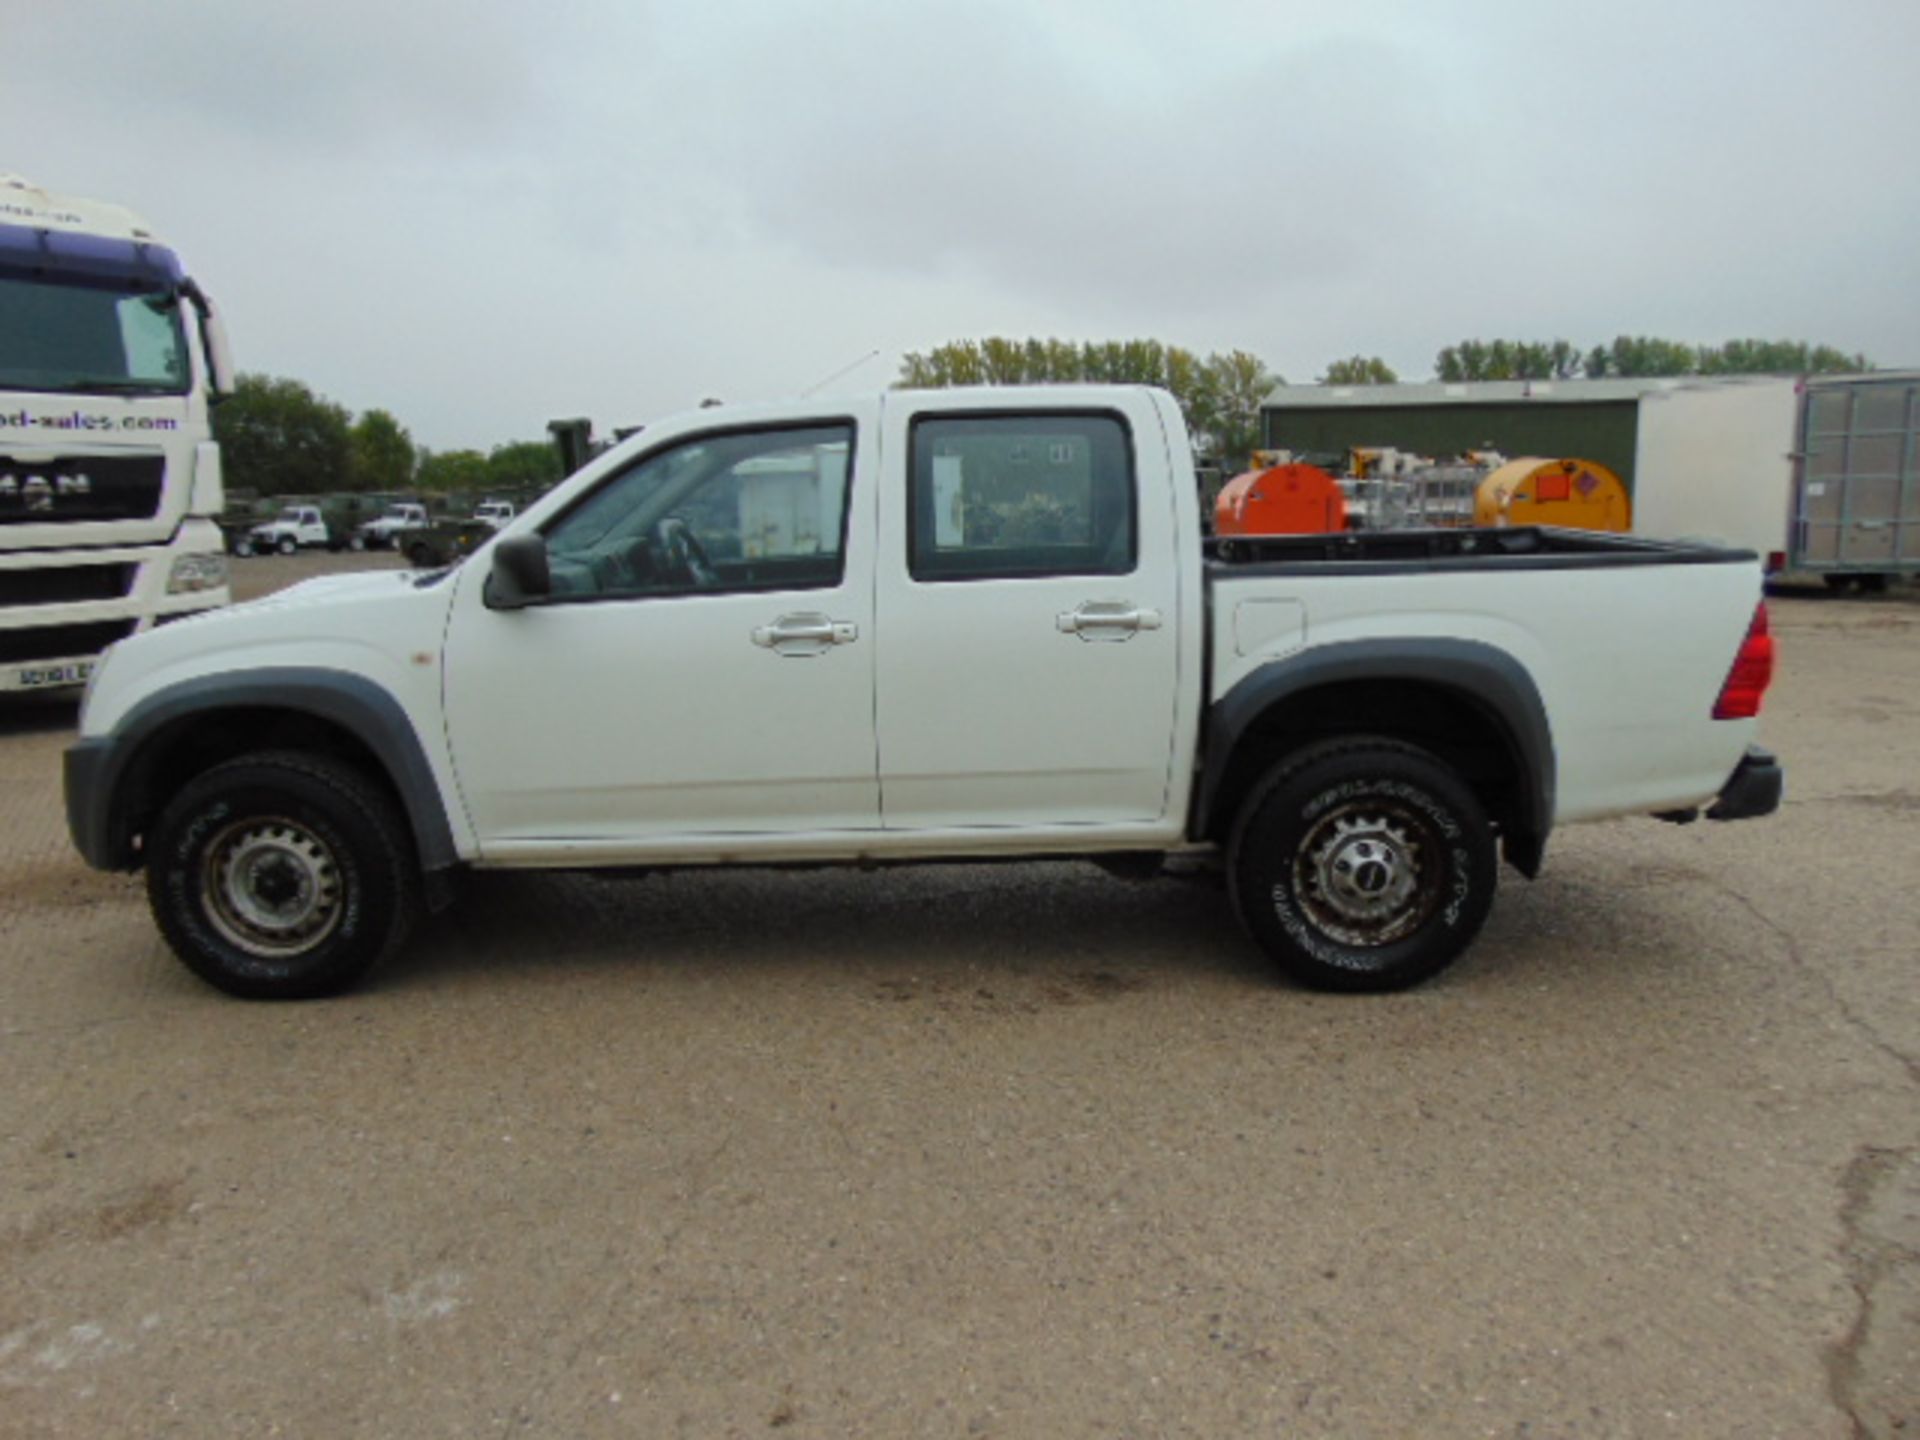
[1707,745,1783,821]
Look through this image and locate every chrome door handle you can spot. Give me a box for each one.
[752,612,858,656]
[1056,601,1162,641]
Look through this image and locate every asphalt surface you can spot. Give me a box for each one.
[1,555,1915,1438]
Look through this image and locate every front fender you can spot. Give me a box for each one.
[65,666,458,875]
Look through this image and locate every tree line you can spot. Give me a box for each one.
[220,329,1874,497]
[1433,336,1869,383]
[897,333,1870,453]
[212,373,562,499]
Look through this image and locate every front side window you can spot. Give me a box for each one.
[909,413,1135,580]
[0,276,189,394]
[543,423,853,600]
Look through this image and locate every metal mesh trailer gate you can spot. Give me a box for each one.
[1796,375,1920,576]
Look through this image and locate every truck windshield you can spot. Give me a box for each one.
[276,507,304,523]
[0,273,189,395]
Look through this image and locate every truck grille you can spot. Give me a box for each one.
[0,455,166,524]
[0,564,136,606]
[0,619,137,663]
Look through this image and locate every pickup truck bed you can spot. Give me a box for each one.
[65,385,1780,1000]
[1202,525,1772,833]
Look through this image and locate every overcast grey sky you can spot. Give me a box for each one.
[6,0,1917,448]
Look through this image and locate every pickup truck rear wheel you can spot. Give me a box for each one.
[1229,738,1496,992]
[145,751,419,999]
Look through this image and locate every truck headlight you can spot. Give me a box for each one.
[167,551,229,594]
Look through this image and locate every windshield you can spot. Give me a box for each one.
[275,507,303,523]
[0,273,189,395]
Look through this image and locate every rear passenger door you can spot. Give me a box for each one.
[873,393,1183,830]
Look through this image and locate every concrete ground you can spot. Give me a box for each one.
[1,556,1914,1438]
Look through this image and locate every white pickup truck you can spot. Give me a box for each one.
[352,502,429,551]
[65,386,1781,999]
[241,504,336,556]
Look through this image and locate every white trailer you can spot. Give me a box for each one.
[1633,373,1920,588]
[0,176,235,691]
[1629,378,1802,566]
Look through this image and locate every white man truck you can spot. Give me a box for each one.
[0,176,234,693]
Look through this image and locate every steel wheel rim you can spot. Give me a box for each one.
[200,816,344,959]
[1293,798,1445,947]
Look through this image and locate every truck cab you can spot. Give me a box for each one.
[0,175,234,692]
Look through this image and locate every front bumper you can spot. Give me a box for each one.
[64,735,126,870]
[1706,745,1783,821]
[1,522,229,691]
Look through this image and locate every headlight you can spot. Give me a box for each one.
[167,551,229,594]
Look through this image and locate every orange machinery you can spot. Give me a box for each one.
[1214,462,1349,536]
[1475,457,1631,531]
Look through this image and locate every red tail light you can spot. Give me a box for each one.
[1713,603,1775,720]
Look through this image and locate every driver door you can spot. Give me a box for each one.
[443,408,880,853]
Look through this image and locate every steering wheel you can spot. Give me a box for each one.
[652,517,718,588]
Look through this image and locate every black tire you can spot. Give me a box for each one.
[349,533,368,552]
[406,542,435,568]
[145,751,419,999]
[232,536,255,558]
[276,535,297,556]
[1228,737,1497,992]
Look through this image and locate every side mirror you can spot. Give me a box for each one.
[183,283,237,398]
[485,534,552,610]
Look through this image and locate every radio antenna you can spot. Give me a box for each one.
[799,348,882,398]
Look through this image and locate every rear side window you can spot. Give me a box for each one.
[909,413,1135,581]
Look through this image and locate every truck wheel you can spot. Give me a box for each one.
[232,536,255,558]
[145,751,419,999]
[349,534,367,552]
[406,542,434,568]
[276,535,297,556]
[1228,737,1497,992]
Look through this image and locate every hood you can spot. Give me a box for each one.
[238,570,422,611]
[80,566,456,737]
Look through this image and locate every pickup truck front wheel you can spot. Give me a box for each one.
[1229,738,1496,992]
[145,752,419,999]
